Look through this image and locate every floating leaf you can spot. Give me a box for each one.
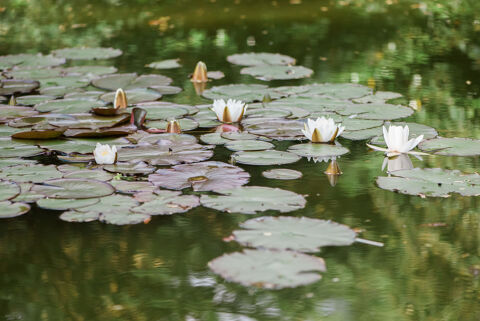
[78,194,139,213]
[0,53,65,70]
[376,168,480,197]
[147,59,181,69]
[199,133,231,145]
[150,85,182,95]
[132,190,200,215]
[11,182,45,203]
[243,118,304,141]
[0,79,40,95]
[130,104,189,121]
[149,161,249,191]
[208,249,326,289]
[262,169,302,180]
[232,216,356,252]
[0,201,31,218]
[287,143,349,158]
[32,178,114,199]
[225,140,274,151]
[103,162,155,175]
[221,132,259,141]
[241,65,313,81]
[39,137,127,154]
[51,47,122,60]
[62,65,117,76]
[295,83,372,100]
[353,91,402,104]
[339,103,413,120]
[200,186,306,214]
[16,95,57,106]
[37,76,90,89]
[11,127,65,140]
[146,118,199,131]
[0,138,43,158]
[34,98,106,114]
[0,105,39,122]
[100,88,162,105]
[36,198,100,211]
[202,84,288,103]
[0,180,20,201]
[63,169,114,181]
[232,150,300,166]
[110,180,156,194]
[92,73,172,91]
[99,212,151,225]
[418,137,480,156]
[227,53,296,66]
[118,144,213,165]
[60,210,100,223]
[48,113,129,130]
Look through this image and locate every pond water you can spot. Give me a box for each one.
[0,0,479,320]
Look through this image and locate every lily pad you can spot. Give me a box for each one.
[227,53,296,66]
[37,76,90,89]
[0,140,43,158]
[243,118,304,141]
[149,161,250,192]
[63,170,114,181]
[32,178,114,199]
[62,65,118,76]
[51,47,122,60]
[110,180,156,194]
[103,162,155,175]
[99,212,151,225]
[48,113,130,130]
[34,98,106,114]
[39,137,127,154]
[0,53,65,70]
[232,150,300,166]
[36,198,100,211]
[200,133,231,145]
[208,249,326,289]
[340,127,382,141]
[200,186,306,214]
[117,144,213,166]
[100,88,162,105]
[92,73,172,91]
[0,201,31,218]
[287,143,349,158]
[16,95,57,106]
[0,181,20,201]
[146,118,199,132]
[376,168,480,197]
[225,140,274,151]
[232,216,356,252]
[202,84,288,103]
[0,164,62,183]
[11,183,45,203]
[262,169,302,180]
[78,194,139,213]
[418,137,480,156]
[241,65,313,81]
[60,210,100,223]
[132,190,200,215]
[295,83,372,100]
[132,104,189,121]
[221,132,259,141]
[150,85,182,95]
[0,79,40,95]
[147,59,181,69]
[11,128,65,140]
[339,103,413,120]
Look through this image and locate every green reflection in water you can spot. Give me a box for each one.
[0,0,479,320]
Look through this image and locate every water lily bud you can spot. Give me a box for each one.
[166,119,181,134]
[191,61,208,83]
[93,143,117,165]
[9,95,16,106]
[114,88,128,109]
[262,93,272,103]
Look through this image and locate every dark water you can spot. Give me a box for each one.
[0,1,479,320]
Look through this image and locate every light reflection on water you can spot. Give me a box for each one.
[0,0,479,320]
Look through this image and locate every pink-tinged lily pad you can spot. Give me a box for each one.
[149,161,250,192]
[132,190,200,215]
[117,144,213,166]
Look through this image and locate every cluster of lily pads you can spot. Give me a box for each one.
[1,49,479,288]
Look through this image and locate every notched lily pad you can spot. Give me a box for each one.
[92,73,172,91]
[208,249,326,289]
[32,178,115,199]
[37,198,100,211]
[99,212,151,225]
[132,190,200,215]
[200,186,306,214]
[227,53,296,66]
[0,201,31,218]
[225,140,274,151]
[241,65,313,81]
[287,143,349,158]
[232,216,356,252]
[232,150,300,166]
[418,137,480,156]
[262,169,302,180]
[103,161,155,175]
[60,210,100,223]
[0,164,62,183]
[202,84,289,103]
[0,180,20,201]
[0,79,40,95]
[51,47,122,60]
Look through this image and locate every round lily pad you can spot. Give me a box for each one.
[0,164,62,183]
[262,169,302,180]
[232,216,356,252]
[110,180,156,194]
[202,84,288,103]
[287,143,349,158]
[117,144,213,166]
[11,183,45,203]
[147,59,181,69]
[0,181,20,201]
[221,132,259,141]
[16,95,57,106]
[149,161,250,192]
[243,119,304,141]
[418,137,480,156]
[36,198,100,211]
[51,47,122,60]
[146,118,198,131]
[227,53,296,66]
[92,73,172,91]
[11,128,65,140]
[132,190,200,215]
[60,210,100,223]
[129,104,188,121]
[63,170,114,181]
[0,142,43,158]
[241,65,313,81]
[200,186,306,214]
[32,178,115,199]
[99,212,151,225]
[232,150,300,166]
[0,53,65,70]
[37,76,90,89]
[150,85,182,95]
[0,79,40,96]
[225,140,274,151]
[34,98,106,114]
[0,201,31,218]
[339,103,413,120]
[208,249,326,289]
[62,65,118,76]
[78,194,139,213]
[295,83,372,100]
[103,162,155,175]
[200,133,231,145]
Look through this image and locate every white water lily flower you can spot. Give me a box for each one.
[367,125,425,157]
[302,117,345,143]
[93,143,117,165]
[211,99,247,123]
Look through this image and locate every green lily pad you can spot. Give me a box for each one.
[36,198,100,211]
[5,68,62,80]
[100,88,162,105]
[117,144,213,166]
[199,133,231,145]
[34,98,106,114]
[221,132,259,141]
[11,127,65,140]
[241,65,313,81]
[62,65,118,76]
[262,169,302,180]
[232,216,356,252]
[0,140,43,158]
[232,150,300,166]
[60,210,100,223]
[147,59,181,69]
[135,132,197,145]
[227,53,296,66]
[0,79,40,95]
[353,91,402,104]
[63,169,114,181]
[78,194,139,213]
[11,182,45,203]
[341,127,382,141]
[130,104,189,121]
[16,95,57,106]
[341,118,383,131]
[243,118,305,141]
[149,161,249,191]
[376,168,480,197]
[0,159,36,167]
[200,186,306,214]
[150,85,182,95]
[202,84,288,103]
[39,137,127,154]
[137,102,198,116]
[103,162,155,175]
[92,73,172,91]
[0,53,65,70]
[287,143,349,158]
[99,212,151,225]
[146,118,199,131]
[64,91,105,100]
[339,103,413,120]
[296,83,372,100]
[32,178,115,199]
[37,76,90,89]
[208,249,326,289]
[418,137,480,156]
[132,190,200,215]
[225,140,274,151]
[48,113,129,130]
[110,180,156,194]
[51,47,122,60]
[0,180,20,201]
[63,126,135,138]
[0,201,31,218]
